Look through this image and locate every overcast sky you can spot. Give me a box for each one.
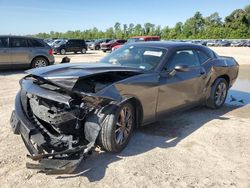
[0,0,249,35]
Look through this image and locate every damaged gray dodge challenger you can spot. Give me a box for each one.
[10,42,239,173]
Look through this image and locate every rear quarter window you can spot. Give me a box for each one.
[197,50,211,64]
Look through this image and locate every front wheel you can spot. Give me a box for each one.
[206,78,228,109]
[60,48,66,55]
[98,102,135,152]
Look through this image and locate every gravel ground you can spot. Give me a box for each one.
[0,47,249,188]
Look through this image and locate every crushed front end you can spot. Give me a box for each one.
[10,75,112,174]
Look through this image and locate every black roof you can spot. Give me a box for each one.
[127,41,216,57]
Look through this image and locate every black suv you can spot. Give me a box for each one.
[53,39,88,55]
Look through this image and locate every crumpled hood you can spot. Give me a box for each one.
[26,63,143,90]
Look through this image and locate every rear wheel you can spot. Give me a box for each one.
[81,48,87,54]
[31,57,48,68]
[98,102,135,152]
[206,78,228,109]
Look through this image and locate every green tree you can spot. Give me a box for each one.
[33,4,250,40]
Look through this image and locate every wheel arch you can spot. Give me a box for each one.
[214,74,230,86]
[123,97,144,128]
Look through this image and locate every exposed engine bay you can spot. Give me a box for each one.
[10,70,141,174]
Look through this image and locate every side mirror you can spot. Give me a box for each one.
[174,65,189,72]
[167,65,189,76]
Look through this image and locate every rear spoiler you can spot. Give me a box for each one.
[218,56,239,66]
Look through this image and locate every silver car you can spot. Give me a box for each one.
[0,36,55,69]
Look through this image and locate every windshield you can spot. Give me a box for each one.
[127,38,144,43]
[53,40,66,45]
[100,45,166,71]
[106,39,115,43]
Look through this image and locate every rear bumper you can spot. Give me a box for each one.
[48,55,55,65]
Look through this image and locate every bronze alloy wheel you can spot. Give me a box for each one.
[115,105,133,145]
[215,82,227,106]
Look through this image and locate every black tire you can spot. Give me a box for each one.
[74,51,77,54]
[206,78,228,109]
[60,48,66,55]
[103,50,107,53]
[81,48,87,54]
[31,57,48,68]
[95,45,100,50]
[98,102,135,152]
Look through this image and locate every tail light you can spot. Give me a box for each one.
[49,48,54,55]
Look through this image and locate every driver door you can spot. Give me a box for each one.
[66,40,75,52]
[0,37,11,67]
[156,49,206,117]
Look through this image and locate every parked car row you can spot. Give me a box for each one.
[45,36,160,54]
[185,39,250,47]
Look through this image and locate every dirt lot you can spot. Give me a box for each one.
[0,47,250,188]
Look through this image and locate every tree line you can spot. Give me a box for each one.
[34,5,250,40]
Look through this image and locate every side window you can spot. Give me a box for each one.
[28,39,44,47]
[197,50,211,64]
[79,40,84,45]
[81,40,86,46]
[75,40,81,45]
[145,38,151,41]
[10,38,28,48]
[0,37,8,48]
[67,40,74,45]
[165,50,200,70]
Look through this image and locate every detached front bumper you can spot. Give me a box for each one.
[10,92,43,155]
[10,92,90,174]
